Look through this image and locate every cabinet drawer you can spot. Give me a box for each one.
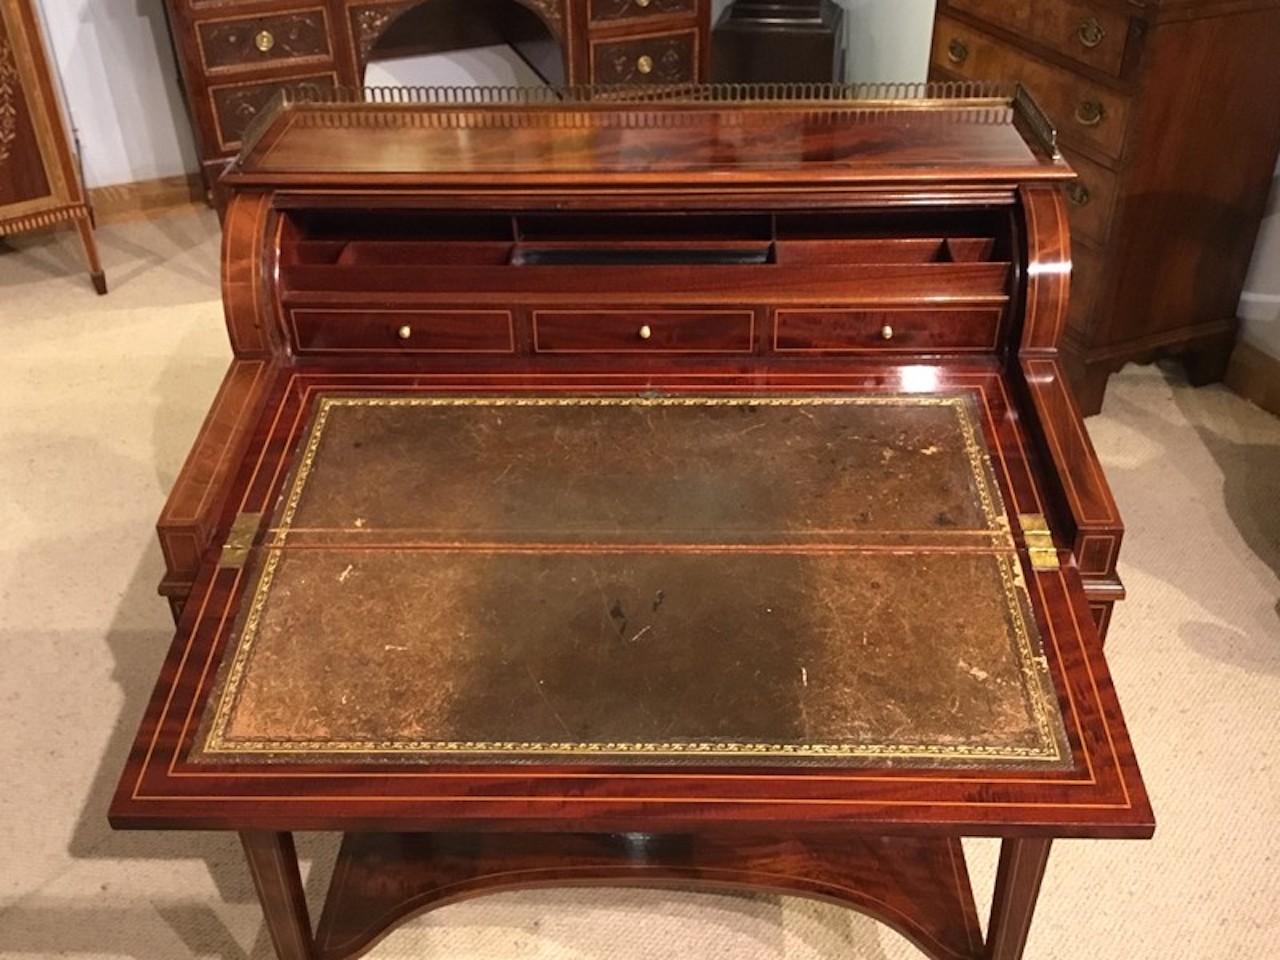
[774,308,1002,353]
[1061,148,1119,245]
[934,16,1131,160]
[209,73,337,150]
[591,29,697,84]
[946,0,1133,77]
[291,309,516,354]
[197,8,331,71]
[591,0,697,25]
[534,309,753,353]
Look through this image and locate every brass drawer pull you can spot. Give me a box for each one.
[1066,183,1091,207]
[1075,99,1106,127]
[636,0,653,6]
[397,325,412,340]
[636,54,654,75]
[880,324,894,341]
[638,324,653,340]
[1077,16,1106,49]
[946,38,969,65]
[254,29,275,53]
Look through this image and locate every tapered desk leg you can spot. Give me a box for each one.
[986,838,1052,960]
[75,216,107,295]
[240,831,317,960]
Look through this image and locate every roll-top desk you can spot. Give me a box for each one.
[111,85,1152,960]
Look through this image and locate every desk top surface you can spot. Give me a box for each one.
[111,369,1151,838]
[225,84,1072,190]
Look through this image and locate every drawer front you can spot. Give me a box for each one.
[590,0,697,24]
[591,30,697,84]
[774,308,1002,353]
[1061,148,1119,245]
[209,73,337,150]
[291,309,516,354]
[946,0,1132,77]
[1066,243,1106,338]
[534,309,753,353]
[934,16,1131,160]
[197,8,331,71]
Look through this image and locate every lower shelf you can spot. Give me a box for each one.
[314,831,983,960]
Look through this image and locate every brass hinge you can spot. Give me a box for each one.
[219,512,263,568]
[1019,513,1060,571]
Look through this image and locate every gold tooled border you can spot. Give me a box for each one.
[202,394,1066,765]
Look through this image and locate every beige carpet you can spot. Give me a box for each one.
[1,211,1278,959]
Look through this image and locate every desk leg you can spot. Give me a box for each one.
[986,838,1052,960]
[240,831,316,960]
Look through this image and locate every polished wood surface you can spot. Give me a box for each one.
[0,0,105,293]
[115,93,1150,960]
[932,0,1280,414]
[161,0,713,195]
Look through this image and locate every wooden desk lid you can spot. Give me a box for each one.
[225,82,1072,189]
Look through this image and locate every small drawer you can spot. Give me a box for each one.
[946,0,1133,77]
[934,15,1131,160]
[209,73,337,150]
[591,30,697,85]
[1061,148,1119,245]
[773,308,1002,353]
[291,309,516,354]
[591,0,697,25]
[533,309,754,353]
[197,9,331,71]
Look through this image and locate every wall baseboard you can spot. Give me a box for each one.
[88,173,206,224]
[1225,339,1280,418]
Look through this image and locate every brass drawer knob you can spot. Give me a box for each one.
[946,38,969,65]
[636,0,653,7]
[638,324,653,340]
[1077,16,1106,49]
[1075,99,1106,127]
[254,29,275,53]
[397,325,412,340]
[1066,182,1091,207]
[880,324,894,341]
[636,54,654,75]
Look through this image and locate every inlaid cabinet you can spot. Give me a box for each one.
[161,0,712,195]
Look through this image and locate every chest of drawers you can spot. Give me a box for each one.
[162,0,712,196]
[932,0,1280,414]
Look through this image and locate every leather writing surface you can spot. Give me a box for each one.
[194,394,1070,768]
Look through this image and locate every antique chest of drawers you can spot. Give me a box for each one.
[162,0,712,195]
[932,0,1280,414]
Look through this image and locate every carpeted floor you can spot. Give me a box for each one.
[1,211,1278,959]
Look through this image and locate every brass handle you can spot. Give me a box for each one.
[397,325,412,340]
[1077,16,1106,48]
[254,29,275,53]
[880,324,894,341]
[1066,182,1091,207]
[636,54,654,75]
[636,0,653,7]
[946,38,969,65]
[638,324,653,340]
[1075,99,1106,127]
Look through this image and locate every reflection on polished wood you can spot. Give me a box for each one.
[111,90,1151,960]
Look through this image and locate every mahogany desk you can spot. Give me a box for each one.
[110,85,1153,960]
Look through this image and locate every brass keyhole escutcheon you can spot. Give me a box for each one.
[1075,99,1106,127]
[638,324,653,340]
[1066,183,1091,207]
[254,29,275,53]
[880,324,894,341]
[397,325,412,341]
[1077,16,1106,48]
[946,38,968,65]
[636,55,654,75]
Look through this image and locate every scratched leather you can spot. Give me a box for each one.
[194,395,1070,768]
